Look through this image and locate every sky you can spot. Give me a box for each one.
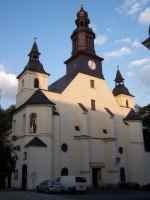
[0,0,150,108]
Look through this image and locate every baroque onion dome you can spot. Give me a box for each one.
[71,5,96,55]
[17,41,49,79]
[113,68,134,97]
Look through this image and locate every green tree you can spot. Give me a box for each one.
[0,105,16,190]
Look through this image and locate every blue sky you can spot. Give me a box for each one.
[0,0,150,108]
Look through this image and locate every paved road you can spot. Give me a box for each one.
[1,191,150,200]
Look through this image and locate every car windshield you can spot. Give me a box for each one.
[75,177,86,183]
[40,180,53,186]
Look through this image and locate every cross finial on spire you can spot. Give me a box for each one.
[117,65,119,70]
[80,0,84,9]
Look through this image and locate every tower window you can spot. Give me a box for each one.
[91,99,96,111]
[30,113,37,133]
[61,168,69,176]
[34,78,39,88]
[90,80,95,88]
[80,21,84,27]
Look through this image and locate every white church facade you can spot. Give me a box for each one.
[12,7,150,189]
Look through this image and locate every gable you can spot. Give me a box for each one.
[25,137,47,148]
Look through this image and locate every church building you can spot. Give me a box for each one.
[12,7,150,189]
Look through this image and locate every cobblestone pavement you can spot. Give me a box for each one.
[1,191,150,200]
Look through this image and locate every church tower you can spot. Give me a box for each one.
[65,6,104,79]
[113,68,135,114]
[16,41,49,107]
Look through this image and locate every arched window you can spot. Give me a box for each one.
[30,113,37,133]
[61,167,69,176]
[126,100,129,108]
[34,78,39,88]
[80,21,84,27]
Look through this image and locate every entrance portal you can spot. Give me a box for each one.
[92,168,101,188]
[22,164,27,190]
[120,167,126,183]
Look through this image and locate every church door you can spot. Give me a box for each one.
[22,164,27,190]
[92,168,101,188]
[120,167,126,183]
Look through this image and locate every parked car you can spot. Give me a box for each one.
[56,176,88,192]
[36,180,63,193]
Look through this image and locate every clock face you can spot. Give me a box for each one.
[88,60,96,70]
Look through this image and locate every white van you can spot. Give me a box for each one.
[56,176,88,192]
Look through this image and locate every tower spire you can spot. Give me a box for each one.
[113,68,133,97]
[17,40,49,79]
[114,67,124,85]
[28,39,40,60]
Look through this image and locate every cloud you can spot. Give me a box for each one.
[128,57,150,87]
[129,57,150,67]
[90,24,108,46]
[104,46,132,59]
[95,34,108,46]
[90,23,97,32]
[103,37,142,60]
[139,8,150,24]
[116,37,142,49]
[116,37,131,43]
[117,0,150,15]
[0,65,17,101]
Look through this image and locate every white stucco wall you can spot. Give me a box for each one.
[12,72,149,189]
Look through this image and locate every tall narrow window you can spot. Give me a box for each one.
[30,113,37,133]
[24,152,27,160]
[22,79,24,88]
[13,120,16,133]
[80,21,84,27]
[23,114,26,133]
[34,78,39,88]
[90,80,95,88]
[91,99,96,111]
[126,100,129,108]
